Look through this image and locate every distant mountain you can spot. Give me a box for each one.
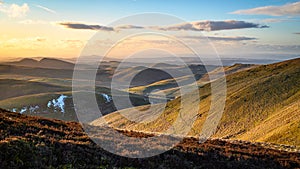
[4,58,75,69]
[92,58,300,147]
[15,58,38,65]
[39,58,75,69]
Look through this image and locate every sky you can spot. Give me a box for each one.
[0,0,300,61]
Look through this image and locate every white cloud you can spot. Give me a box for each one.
[261,18,289,23]
[34,4,57,14]
[231,1,300,16]
[0,3,29,18]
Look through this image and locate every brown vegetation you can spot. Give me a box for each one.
[1,109,299,168]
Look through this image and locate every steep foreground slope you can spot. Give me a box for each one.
[93,58,300,146]
[0,109,299,168]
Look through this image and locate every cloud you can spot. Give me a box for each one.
[294,32,300,35]
[157,20,268,31]
[59,20,268,32]
[115,25,145,30]
[59,22,114,31]
[181,35,257,41]
[35,37,46,42]
[0,3,29,18]
[18,19,49,24]
[58,40,84,48]
[1,37,47,49]
[34,4,56,14]
[261,18,290,23]
[253,44,300,53]
[231,1,300,16]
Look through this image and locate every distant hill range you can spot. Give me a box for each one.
[4,58,75,69]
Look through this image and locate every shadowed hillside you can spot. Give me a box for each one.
[128,63,256,98]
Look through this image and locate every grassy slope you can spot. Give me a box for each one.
[92,58,300,146]
[0,79,69,100]
[241,95,300,145]
[215,58,300,141]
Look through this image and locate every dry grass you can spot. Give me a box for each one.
[1,109,299,168]
[93,58,300,147]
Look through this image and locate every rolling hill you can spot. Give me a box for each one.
[128,63,257,99]
[0,79,69,100]
[0,61,153,122]
[2,58,216,122]
[92,58,300,147]
[113,64,216,88]
[0,57,299,168]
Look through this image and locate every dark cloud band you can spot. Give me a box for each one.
[159,20,268,31]
[59,22,114,31]
[181,35,257,41]
[59,20,268,32]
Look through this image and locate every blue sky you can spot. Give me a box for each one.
[19,0,299,21]
[8,0,293,22]
[0,0,299,60]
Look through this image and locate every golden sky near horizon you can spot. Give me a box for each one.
[0,19,95,60]
[0,1,300,61]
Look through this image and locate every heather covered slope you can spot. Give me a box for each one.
[0,109,299,168]
[92,58,300,146]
